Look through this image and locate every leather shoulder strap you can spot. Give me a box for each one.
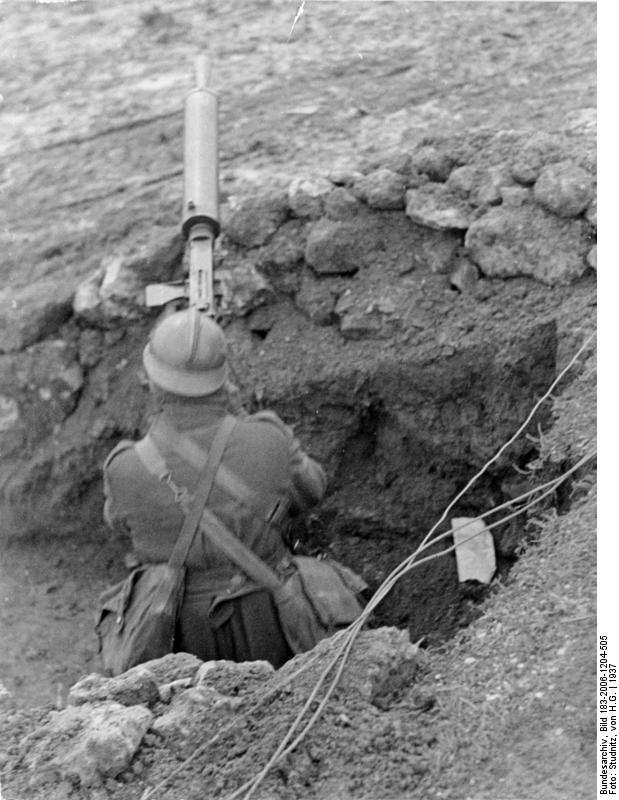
[138,414,285,588]
[168,414,238,569]
[152,415,287,523]
[199,506,283,593]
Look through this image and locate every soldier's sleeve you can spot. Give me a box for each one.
[252,409,327,510]
[102,442,133,535]
[288,437,327,510]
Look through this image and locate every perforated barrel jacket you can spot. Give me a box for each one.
[103,399,327,572]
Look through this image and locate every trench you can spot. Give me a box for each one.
[0,312,566,707]
[255,320,561,649]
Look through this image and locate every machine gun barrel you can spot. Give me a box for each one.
[145,55,220,316]
[182,54,219,241]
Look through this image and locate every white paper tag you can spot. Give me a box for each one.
[451,516,497,584]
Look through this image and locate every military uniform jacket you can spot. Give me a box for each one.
[103,401,327,577]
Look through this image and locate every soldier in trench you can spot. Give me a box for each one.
[102,309,328,668]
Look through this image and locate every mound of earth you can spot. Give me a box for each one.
[2,628,442,800]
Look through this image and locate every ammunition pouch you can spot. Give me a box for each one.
[273,556,367,654]
[96,563,185,677]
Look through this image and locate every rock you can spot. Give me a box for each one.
[22,702,152,787]
[73,269,104,320]
[305,218,377,275]
[225,188,289,248]
[533,160,595,217]
[295,271,339,325]
[352,168,407,209]
[338,308,384,340]
[465,205,587,285]
[121,228,183,284]
[288,176,332,219]
[377,149,414,176]
[0,339,83,450]
[98,250,158,320]
[73,230,182,323]
[195,659,274,695]
[585,197,597,228]
[183,685,243,711]
[136,652,203,684]
[216,260,273,316]
[1,402,24,461]
[410,145,456,182]
[500,186,531,207]
[151,685,241,750]
[374,151,427,187]
[415,229,462,274]
[327,167,364,186]
[254,219,306,294]
[335,289,400,340]
[0,394,19,433]
[449,259,479,293]
[324,187,362,221]
[405,185,471,230]
[98,255,143,312]
[445,165,478,197]
[19,341,83,397]
[473,164,514,207]
[285,627,418,711]
[68,667,160,708]
[587,245,597,270]
[67,674,113,706]
[0,279,73,353]
[77,328,104,369]
[158,677,194,704]
[246,304,278,336]
[510,132,567,184]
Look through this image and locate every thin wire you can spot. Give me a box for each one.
[417,332,595,552]
[232,448,595,800]
[230,463,583,800]
[139,648,327,800]
[148,460,578,798]
[144,335,595,800]
[360,449,596,615]
[357,333,596,619]
[226,333,596,798]
[235,455,593,800]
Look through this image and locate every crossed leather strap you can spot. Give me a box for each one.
[138,413,290,593]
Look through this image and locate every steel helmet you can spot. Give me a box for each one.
[142,308,228,396]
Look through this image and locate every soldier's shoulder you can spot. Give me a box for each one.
[103,439,136,471]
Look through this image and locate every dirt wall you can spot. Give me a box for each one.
[0,130,595,537]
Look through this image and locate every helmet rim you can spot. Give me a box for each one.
[142,341,228,397]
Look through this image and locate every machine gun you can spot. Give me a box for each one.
[145,55,219,317]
